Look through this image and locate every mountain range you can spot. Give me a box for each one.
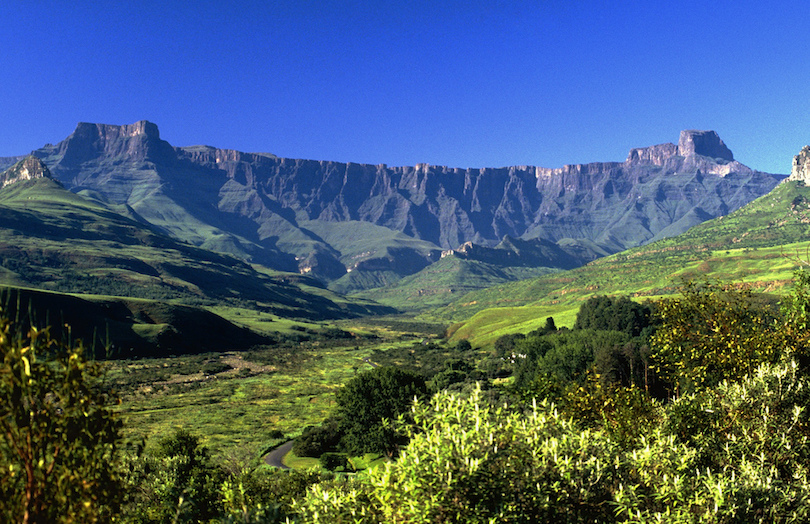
[0,122,786,314]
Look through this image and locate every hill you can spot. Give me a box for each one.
[438,178,810,345]
[12,122,784,294]
[0,157,394,354]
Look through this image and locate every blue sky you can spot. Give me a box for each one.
[1,1,807,173]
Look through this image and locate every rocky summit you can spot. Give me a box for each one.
[0,155,53,188]
[790,145,810,183]
[6,121,786,290]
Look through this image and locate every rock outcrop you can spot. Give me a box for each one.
[790,145,810,183]
[0,155,54,188]
[626,143,679,165]
[678,130,734,161]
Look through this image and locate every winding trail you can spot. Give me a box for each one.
[264,440,294,470]
[262,357,378,470]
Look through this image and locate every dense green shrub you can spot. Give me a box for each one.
[513,329,632,392]
[0,315,121,524]
[574,295,656,337]
[117,430,223,523]
[335,366,428,456]
[650,280,783,395]
[293,420,342,458]
[293,386,622,523]
[293,359,810,523]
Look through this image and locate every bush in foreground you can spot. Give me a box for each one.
[0,314,121,524]
[293,359,810,523]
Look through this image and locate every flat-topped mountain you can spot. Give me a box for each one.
[0,122,785,293]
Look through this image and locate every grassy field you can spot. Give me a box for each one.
[106,324,440,460]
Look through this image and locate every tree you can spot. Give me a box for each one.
[0,313,121,524]
[117,429,223,523]
[293,420,342,457]
[454,339,472,352]
[335,366,428,456]
[574,295,655,337]
[650,280,782,395]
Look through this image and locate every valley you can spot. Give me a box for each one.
[3,123,809,522]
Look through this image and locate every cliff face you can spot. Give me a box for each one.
[0,156,54,188]
[29,122,785,286]
[678,130,734,160]
[790,146,810,183]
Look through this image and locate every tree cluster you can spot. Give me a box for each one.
[293,365,428,461]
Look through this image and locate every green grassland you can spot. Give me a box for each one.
[106,328,436,459]
[438,181,810,345]
[300,219,440,265]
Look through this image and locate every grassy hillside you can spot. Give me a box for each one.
[0,172,397,355]
[0,286,271,357]
[0,176,392,318]
[354,254,557,311]
[438,181,810,345]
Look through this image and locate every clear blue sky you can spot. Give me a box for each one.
[1,1,807,173]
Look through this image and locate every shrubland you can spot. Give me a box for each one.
[4,271,810,522]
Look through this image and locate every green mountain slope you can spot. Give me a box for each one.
[0,286,270,357]
[353,236,575,310]
[0,157,394,354]
[438,180,810,343]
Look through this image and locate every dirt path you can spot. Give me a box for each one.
[264,440,294,470]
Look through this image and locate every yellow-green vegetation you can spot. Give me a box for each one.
[107,335,429,457]
[0,312,121,524]
[290,275,810,523]
[448,304,579,346]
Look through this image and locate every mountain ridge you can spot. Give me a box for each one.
[14,121,786,291]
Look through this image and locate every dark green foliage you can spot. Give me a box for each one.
[293,420,342,458]
[428,368,469,391]
[0,312,121,524]
[574,295,655,337]
[513,329,632,392]
[455,338,472,351]
[319,452,350,472]
[118,430,223,523]
[336,366,428,456]
[593,340,657,391]
[493,332,525,358]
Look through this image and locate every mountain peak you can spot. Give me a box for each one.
[56,120,173,166]
[73,120,161,140]
[626,130,734,165]
[0,155,53,188]
[789,145,810,183]
[677,130,734,161]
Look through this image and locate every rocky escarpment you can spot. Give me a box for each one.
[27,122,785,287]
[678,130,734,160]
[790,145,810,183]
[0,155,54,188]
